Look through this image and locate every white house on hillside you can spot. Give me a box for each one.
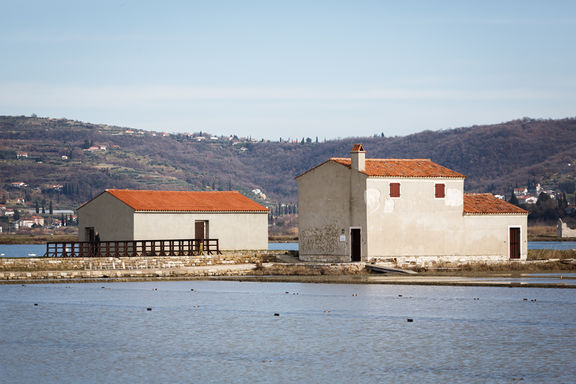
[78,189,269,250]
[297,144,528,264]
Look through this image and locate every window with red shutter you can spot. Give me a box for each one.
[435,183,445,198]
[390,183,400,198]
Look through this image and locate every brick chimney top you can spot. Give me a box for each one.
[350,144,366,171]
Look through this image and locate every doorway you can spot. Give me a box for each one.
[85,227,95,243]
[351,228,361,262]
[509,227,520,259]
[195,221,207,239]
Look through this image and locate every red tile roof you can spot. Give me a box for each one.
[464,193,528,215]
[102,189,268,212]
[330,158,466,178]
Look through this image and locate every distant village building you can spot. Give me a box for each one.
[85,145,106,152]
[513,187,528,197]
[78,189,269,250]
[297,144,528,264]
[10,182,27,189]
[17,216,45,228]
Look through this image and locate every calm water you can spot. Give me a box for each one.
[528,241,576,250]
[1,241,574,257]
[0,244,46,257]
[0,281,574,384]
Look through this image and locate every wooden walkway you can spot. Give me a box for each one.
[44,239,222,258]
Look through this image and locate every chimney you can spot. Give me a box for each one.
[350,143,365,171]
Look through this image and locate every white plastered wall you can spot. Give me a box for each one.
[364,177,528,261]
[366,177,466,258]
[133,211,268,250]
[462,214,527,260]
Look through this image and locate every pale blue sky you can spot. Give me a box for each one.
[1,0,575,139]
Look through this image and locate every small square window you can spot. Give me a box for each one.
[390,183,400,198]
[435,183,445,198]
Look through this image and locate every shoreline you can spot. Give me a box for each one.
[3,273,575,288]
[1,257,574,288]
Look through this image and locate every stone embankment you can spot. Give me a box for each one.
[0,251,366,282]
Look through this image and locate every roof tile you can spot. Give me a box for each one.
[464,193,528,214]
[331,158,466,178]
[104,189,268,212]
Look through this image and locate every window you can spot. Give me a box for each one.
[390,183,400,198]
[435,183,445,198]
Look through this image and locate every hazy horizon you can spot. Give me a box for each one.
[2,1,575,140]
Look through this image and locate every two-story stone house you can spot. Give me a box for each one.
[297,144,528,264]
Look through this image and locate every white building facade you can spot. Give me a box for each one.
[297,144,528,264]
[78,189,269,250]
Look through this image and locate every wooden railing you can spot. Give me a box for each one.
[44,239,221,258]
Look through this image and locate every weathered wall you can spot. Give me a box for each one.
[462,214,527,259]
[133,212,268,250]
[366,177,466,259]
[0,252,278,272]
[298,162,361,262]
[365,175,527,260]
[350,162,368,260]
[78,192,134,241]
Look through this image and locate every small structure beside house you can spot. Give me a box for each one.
[297,144,528,264]
[557,219,576,238]
[78,189,269,250]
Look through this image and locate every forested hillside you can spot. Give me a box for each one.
[1,115,575,210]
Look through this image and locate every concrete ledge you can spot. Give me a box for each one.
[0,251,289,272]
[368,255,526,268]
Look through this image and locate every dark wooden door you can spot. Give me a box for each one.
[195,221,205,240]
[351,228,361,262]
[510,227,520,259]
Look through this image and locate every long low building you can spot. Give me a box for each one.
[297,144,529,264]
[78,189,269,250]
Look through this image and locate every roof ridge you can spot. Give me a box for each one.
[107,189,240,194]
[81,190,267,212]
[329,157,433,161]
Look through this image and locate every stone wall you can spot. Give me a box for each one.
[0,251,282,272]
[0,250,372,282]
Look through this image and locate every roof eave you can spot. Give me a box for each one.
[133,210,269,213]
[463,212,529,216]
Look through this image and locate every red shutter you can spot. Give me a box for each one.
[390,183,400,197]
[435,183,445,198]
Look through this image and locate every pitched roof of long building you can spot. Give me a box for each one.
[463,193,528,214]
[90,189,269,212]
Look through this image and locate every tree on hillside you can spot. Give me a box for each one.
[529,192,559,222]
[508,190,520,206]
